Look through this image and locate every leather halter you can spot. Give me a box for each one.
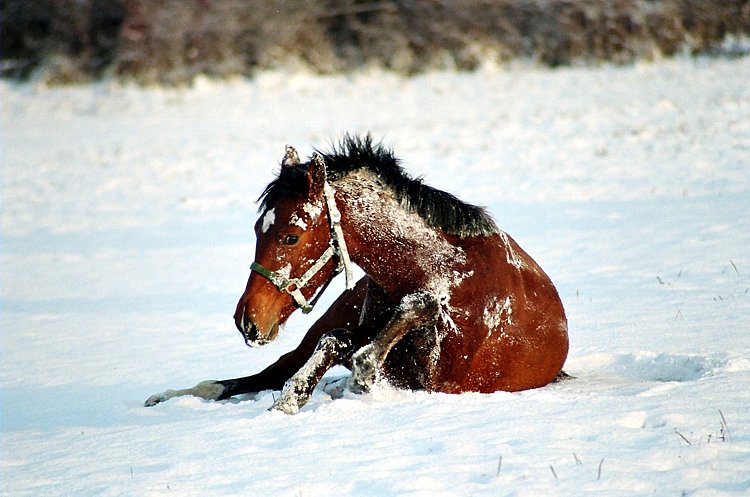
[251,169,355,314]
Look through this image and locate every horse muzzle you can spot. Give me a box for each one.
[234,311,280,348]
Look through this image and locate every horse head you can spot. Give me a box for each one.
[234,147,354,346]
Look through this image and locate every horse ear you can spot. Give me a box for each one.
[306,152,327,199]
[282,145,300,168]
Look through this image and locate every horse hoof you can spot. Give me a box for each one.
[270,396,299,415]
[144,381,225,407]
[350,347,377,393]
[144,390,175,407]
[348,377,370,395]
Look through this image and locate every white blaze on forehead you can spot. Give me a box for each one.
[261,208,276,233]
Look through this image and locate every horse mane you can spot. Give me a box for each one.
[259,134,498,238]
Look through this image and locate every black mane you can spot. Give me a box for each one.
[259,134,498,238]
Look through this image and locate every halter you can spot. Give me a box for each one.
[250,155,355,314]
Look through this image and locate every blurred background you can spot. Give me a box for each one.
[2,0,749,85]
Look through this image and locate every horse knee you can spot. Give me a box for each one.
[398,292,440,321]
[316,328,356,358]
[402,291,438,308]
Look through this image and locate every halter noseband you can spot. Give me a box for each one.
[250,154,355,314]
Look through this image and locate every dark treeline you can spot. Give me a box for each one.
[2,0,749,84]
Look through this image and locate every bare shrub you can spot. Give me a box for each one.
[2,0,749,84]
[1,0,123,82]
[114,0,341,84]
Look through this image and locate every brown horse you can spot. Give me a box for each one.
[146,135,568,413]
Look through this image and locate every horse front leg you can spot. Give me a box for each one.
[144,380,227,406]
[270,328,356,414]
[144,335,320,407]
[144,357,295,407]
[350,292,440,393]
[144,328,349,407]
[145,277,371,408]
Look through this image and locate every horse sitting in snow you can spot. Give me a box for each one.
[146,135,568,413]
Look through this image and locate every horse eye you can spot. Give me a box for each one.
[283,234,300,246]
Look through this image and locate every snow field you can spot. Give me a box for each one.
[2,56,750,496]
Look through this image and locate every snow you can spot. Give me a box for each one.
[2,56,750,496]
[289,211,308,230]
[338,169,468,297]
[483,296,513,335]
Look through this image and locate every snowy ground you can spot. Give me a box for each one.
[2,56,750,496]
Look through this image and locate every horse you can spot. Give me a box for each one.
[145,135,569,413]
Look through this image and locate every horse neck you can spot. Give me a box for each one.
[334,172,467,297]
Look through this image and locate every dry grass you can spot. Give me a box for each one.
[2,0,749,84]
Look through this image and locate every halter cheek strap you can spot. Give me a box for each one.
[250,175,355,314]
[323,181,354,289]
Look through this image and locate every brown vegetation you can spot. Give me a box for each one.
[2,0,749,84]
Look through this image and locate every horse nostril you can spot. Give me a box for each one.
[242,317,256,343]
[241,318,270,348]
[245,320,254,338]
[234,307,254,340]
[233,304,275,347]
